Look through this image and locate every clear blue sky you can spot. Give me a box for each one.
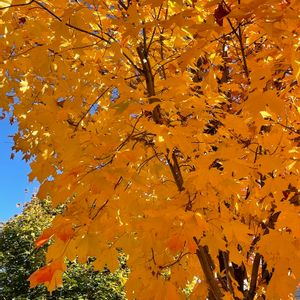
[0,117,39,222]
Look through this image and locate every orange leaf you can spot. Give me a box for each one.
[167,235,185,254]
[35,228,54,248]
[29,259,65,292]
[35,219,74,248]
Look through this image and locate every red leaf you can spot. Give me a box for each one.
[214,3,230,26]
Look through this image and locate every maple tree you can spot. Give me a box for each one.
[0,0,300,298]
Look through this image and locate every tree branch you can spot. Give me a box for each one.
[247,253,261,300]
[165,149,184,192]
[32,1,110,43]
[222,251,235,295]
[193,239,223,300]
[227,18,250,79]
[122,51,144,74]
[137,44,155,97]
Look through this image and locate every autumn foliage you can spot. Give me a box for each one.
[1,0,300,298]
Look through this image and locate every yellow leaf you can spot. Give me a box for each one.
[19,79,30,93]
[259,110,272,119]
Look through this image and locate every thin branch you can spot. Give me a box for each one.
[146,27,157,55]
[91,199,109,220]
[148,247,157,265]
[66,22,109,42]
[238,25,250,79]
[159,251,190,270]
[276,121,300,134]
[246,34,267,49]
[114,176,123,190]
[116,114,144,152]
[74,86,110,129]
[4,0,110,44]
[124,74,140,81]
[69,41,101,51]
[32,0,61,20]
[158,35,166,79]
[122,51,144,74]
[142,27,147,55]
[137,154,159,173]
[153,53,181,76]
[227,17,250,79]
[145,4,163,54]
[31,0,110,43]
[9,43,44,59]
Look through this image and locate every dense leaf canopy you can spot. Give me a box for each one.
[0,0,300,298]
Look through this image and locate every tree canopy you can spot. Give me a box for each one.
[0,197,126,299]
[0,0,300,298]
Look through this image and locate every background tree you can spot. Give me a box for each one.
[0,197,127,299]
[0,0,300,298]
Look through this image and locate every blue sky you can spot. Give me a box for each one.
[0,117,39,222]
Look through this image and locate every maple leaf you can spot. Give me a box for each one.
[29,259,65,292]
[35,216,74,248]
